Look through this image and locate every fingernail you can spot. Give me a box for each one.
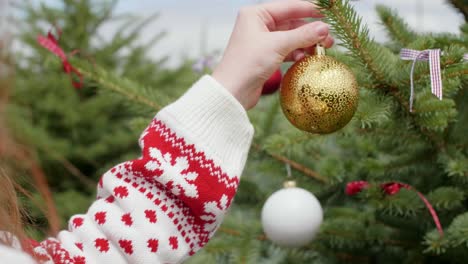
[317,24,328,37]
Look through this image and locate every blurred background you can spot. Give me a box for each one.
[35,0,466,67]
[2,0,468,263]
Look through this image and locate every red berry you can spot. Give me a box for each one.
[262,69,282,95]
[345,181,369,196]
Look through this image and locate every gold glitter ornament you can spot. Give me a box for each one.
[280,45,359,134]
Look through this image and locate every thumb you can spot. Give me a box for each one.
[275,21,329,55]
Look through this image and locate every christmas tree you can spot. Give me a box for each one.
[10,0,197,239]
[10,0,468,263]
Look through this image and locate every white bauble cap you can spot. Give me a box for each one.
[261,186,323,247]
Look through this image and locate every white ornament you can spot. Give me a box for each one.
[261,182,323,247]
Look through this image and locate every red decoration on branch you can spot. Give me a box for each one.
[346,181,444,236]
[261,69,283,95]
[381,182,404,195]
[37,29,83,89]
[345,181,369,195]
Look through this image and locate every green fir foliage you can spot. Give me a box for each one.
[11,0,197,236]
[10,0,468,263]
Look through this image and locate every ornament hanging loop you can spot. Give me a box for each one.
[283,164,296,188]
[286,164,292,178]
[315,44,326,56]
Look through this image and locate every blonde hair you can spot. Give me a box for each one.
[0,66,60,249]
[0,16,26,244]
[0,169,25,245]
[0,56,25,247]
[0,0,59,249]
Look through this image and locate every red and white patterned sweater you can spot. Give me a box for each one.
[0,76,254,263]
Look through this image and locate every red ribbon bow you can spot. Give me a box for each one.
[346,181,444,236]
[37,30,83,89]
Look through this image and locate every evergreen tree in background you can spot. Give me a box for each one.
[11,0,197,238]
[10,0,468,263]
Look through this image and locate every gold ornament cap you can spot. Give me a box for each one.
[283,180,297,189]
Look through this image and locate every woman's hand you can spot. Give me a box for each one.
[212,0,334,110]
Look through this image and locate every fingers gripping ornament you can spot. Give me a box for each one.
[280,45,359,134]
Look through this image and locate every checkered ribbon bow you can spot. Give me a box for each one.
[400,48,443,112]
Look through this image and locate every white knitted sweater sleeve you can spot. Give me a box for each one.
[3,76,254,264]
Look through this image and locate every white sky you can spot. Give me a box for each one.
[116,0,464,67]
[38,0,466,67]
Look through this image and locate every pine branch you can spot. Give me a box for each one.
[376,5,416,47]
[424,212,468,254]
[39,145,96,191]
[11,147,60,235]
[262,98,281,140]
[252,143,328,183]
[263,133,320,157]
[315,0,387,84]
[219,227,266,241]
[358,128,421,141]
[445,66,468,79]
[410,60,463,86]
[73,60,162,111]
[219,225,415,251]
[88,0,118,37]
[427,187,465,211]
[316,0,450,151]
[319,229,413,248]
[447,0,468,22]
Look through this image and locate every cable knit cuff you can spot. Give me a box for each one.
[156,75,254,178]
